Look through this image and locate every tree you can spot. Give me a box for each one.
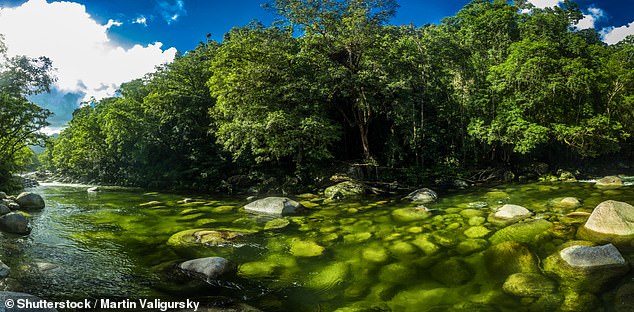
[0,35,55,189]
[209,24,339,177]
[269,0,398,160]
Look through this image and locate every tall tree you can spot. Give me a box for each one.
[270,0,398,160]
[0,35,55,188]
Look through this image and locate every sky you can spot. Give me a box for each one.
[0,0,633,134]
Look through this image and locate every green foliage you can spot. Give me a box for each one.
[0,35,54,189]
[44,0,634,190]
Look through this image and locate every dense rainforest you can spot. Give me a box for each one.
[3,0,634,193]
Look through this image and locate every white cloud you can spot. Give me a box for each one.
[158,0,186,25]
[602,22,634,45]
[528,0,563,9]
[576,6,605,30]
[0,0,177,100]
[133,15,147,26]
[105,19,123,28]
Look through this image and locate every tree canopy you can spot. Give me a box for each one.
[42,0,634,191]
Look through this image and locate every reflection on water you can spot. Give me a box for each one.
[1,180,633,311]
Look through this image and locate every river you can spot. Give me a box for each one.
[2,179,634,311]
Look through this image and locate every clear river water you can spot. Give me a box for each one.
[2,179,634,311]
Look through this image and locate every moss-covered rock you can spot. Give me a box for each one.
[456,239,489,255]
[324,181,367,200]
[559,291,599,312]
[264,218,290,230]
[289,239,325,257]
[237,261,280,278]
[463,226,491,239]
[379,262,415,284]
[615,282,634,312]
[555,197,581,209]
[389,287,449,312]
[389,241,418,259]
[430,258,473,286]
[391,207,432,222]
[502,273,556,297]
[484,241,539,280]
[543,243,629,293]
[411,234,440,255]
[595,176,623,189]
[489,219,553,245]
[306,261,349,291]
[403,188,438,204]
[361,245,389,263]
[167,229,253,248]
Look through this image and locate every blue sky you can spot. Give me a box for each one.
[0,0,633,133]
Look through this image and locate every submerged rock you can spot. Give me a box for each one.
[324,181,367,200]
[488,204,532,226]
[289,239,324,257]
[595,176,623,189]
[263,218,290,230]
[502,273,556,297]
[484,241,539,280]
[237,261,279,279]
[306,261,349,291]
[403,188,437,204]
[15,192,45,210]
[0,212,31,234]
[578,200,634,245]
[391,207,432,222]
[489,219,553,245]
[463,226,491,239]
[615,282,634,312]
[543,243,629,293]
[244,197,303,215]
[556,197,582,209]
[179,257,235,282]
[430,258,473,286]
[167,229,251,248]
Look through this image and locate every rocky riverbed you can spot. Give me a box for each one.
[1,177,634,311]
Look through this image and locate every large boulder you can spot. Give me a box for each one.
[595,176,623,189]
[578,200,634,245]
[15,192,45,210]
[179,257,235,283]
[488,204,532,226]
[0,212,31,234]
[0,192,6,200]
[324,181,367,200]
[243,197,303,215]
[403,188,437,204]
[0,291,58,311]
[544,243,629,293]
